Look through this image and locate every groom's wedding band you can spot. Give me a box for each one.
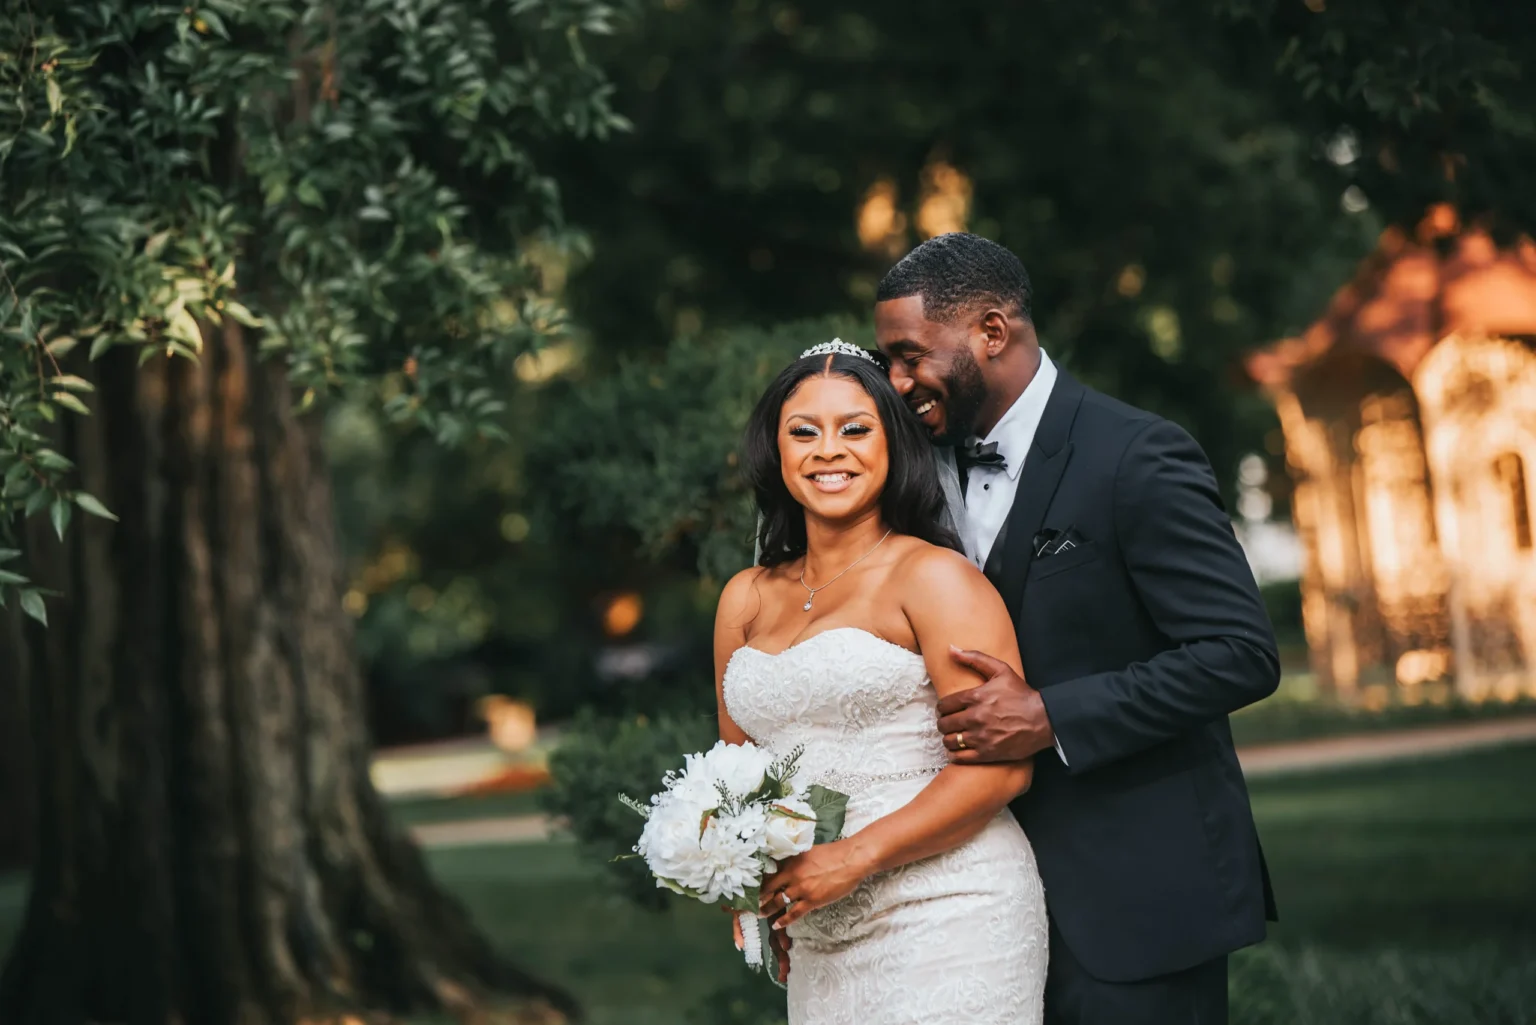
[955,732,967,750]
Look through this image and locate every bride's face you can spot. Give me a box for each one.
[778,375,889,523]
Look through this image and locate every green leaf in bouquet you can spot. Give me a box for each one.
[723,885,760,914]
[657,877,709,900]
[768,801,817,823]
[806,784,849,845]
[740,775,776,807]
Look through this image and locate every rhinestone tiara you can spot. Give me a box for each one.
[799,338,877,364]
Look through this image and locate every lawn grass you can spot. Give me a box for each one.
[0,873,25,963]
[426,741,1536,1024]
[1228,674,1536,748]
[3,743,1533,1024]
[1229,742,1536,1024]
[388,787,547,828]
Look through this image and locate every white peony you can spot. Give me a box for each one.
[636,799,764,903]
[620,739,842,968]
[693,739,776,799]
[762,798,818,861]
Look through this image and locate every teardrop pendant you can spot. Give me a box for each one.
[803,599,814,612]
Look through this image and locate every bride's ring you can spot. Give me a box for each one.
[781,894,794,909]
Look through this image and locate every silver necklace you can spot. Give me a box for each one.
[798,529,894,612]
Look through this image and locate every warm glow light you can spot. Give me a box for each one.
[1143,307,1182,361]
[1117,264,1145,298]
[603,592,644,637]
[500,512,531,543]
[1417,203,1460,243]
[915,161,972,239]
[1272,325,1536,700]
[1396,648,1451,686]
[477,695,538,753]
[857,178,906,254]
[514,340,580,384]
[1415,332,1536,698]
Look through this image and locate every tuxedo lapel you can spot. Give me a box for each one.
[998,372,1086,624]
[982,519,1008,587]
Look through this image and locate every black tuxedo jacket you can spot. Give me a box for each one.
[979,370,1279,983]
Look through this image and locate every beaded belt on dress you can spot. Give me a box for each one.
[811,764,945,797]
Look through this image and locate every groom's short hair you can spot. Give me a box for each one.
[876,232,1033,324]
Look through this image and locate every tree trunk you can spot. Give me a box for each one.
[0,329,573,1025]
[0,606,36,872]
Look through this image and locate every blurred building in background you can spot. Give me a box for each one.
[1248,207,1536,700]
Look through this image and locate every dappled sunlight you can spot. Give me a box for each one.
[1250,225,1536,700]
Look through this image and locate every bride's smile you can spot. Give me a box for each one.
[808,471,857,493]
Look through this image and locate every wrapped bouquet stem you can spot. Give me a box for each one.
[619,741,848,980]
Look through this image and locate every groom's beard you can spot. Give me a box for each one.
[930,349,988,446]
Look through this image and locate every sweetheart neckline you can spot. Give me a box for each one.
[734,625,925,663]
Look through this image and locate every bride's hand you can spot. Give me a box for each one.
[759,840,873,930]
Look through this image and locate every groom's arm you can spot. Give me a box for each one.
[1039,418,1280,774]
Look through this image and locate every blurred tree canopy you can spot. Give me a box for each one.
[549,1,1377,438]
[1221,0,1536,235]
[0,1,628,1022]
[512,0,1386,614]
[344,0,1530,718]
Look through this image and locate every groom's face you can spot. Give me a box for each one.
[874,296,989,445]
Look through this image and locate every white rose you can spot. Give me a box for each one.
[697,740,776,799]
[762,798,817,860]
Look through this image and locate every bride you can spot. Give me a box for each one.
[714,340,1048,1024]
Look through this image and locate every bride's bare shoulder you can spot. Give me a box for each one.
[889,538,995,605]
[892,537,980,578]
[717,565,768,626]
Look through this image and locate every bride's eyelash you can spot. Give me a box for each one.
[787,422,872,438]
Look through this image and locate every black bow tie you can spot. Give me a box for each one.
[956,438,1007,473]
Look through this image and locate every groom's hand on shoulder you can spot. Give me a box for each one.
[937,646,1054,763]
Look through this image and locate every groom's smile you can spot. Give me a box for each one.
[908,396,944,435]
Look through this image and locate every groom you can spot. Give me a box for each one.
[874,233,1279,1024]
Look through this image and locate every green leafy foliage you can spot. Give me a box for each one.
[0,0,632,608]
[541,708,717,907]
[1219,1,1536,232]
[538,316,861,580]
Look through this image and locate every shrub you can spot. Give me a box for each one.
[1231,944,1536,1025]
[541,708,718,908]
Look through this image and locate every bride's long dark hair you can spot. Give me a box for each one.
[744,350,962,567]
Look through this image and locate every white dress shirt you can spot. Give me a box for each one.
[953,350,1069,765]
[959,350,1058,570]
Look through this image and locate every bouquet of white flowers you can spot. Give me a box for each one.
[619,740,848,975]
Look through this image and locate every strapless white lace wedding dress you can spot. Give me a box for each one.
[723,627,1047,1025]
